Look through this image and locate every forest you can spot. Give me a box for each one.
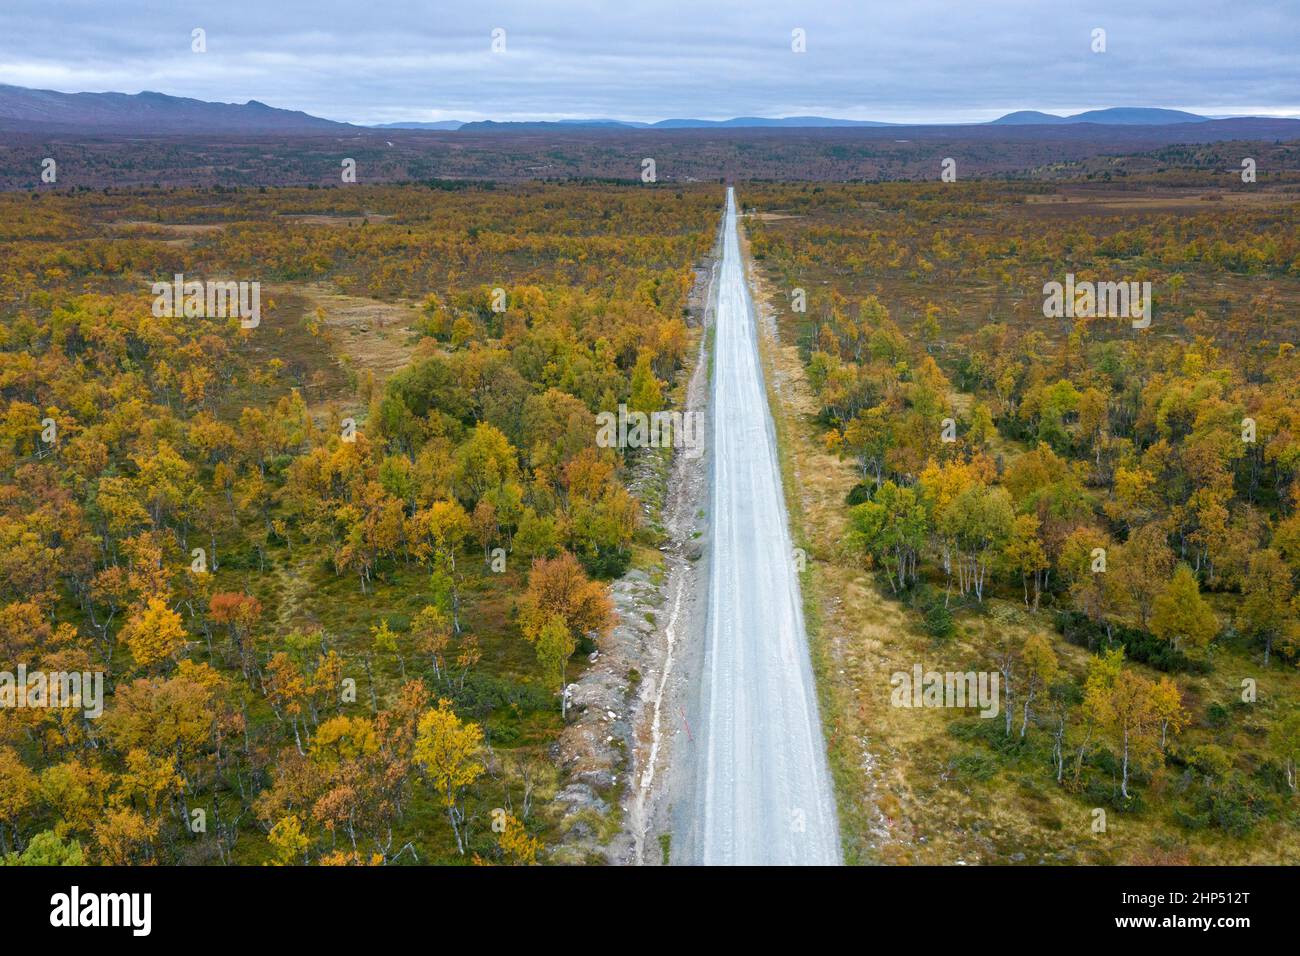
[4,127,1299,190]
[3,158,1300,866]
[744,176,1300,862]
[0,181,716,864]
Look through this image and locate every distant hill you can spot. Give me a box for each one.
[455,120,643,132]
[456,115,900,132]
[991,107,1208,125]
[651,116,897,128]
[375,110,1216,132]
[0,84,348,133]
[1069,107,1208,124]
[373,121,464,130]
[991,110,1073,125]
[558,118,649,128]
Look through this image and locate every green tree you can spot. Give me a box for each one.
[535,614,577,717]
[1272,710,1300,793]
[944,483,1013,602]
[1110,523,1174,629]
[1004,513,1049,610]
[1018,633,1059,739]
[848,481,928,593]
[1,830,84,866]
[629,351,664,415]
[1237,549,1296,664]
[1150,564,1218,653]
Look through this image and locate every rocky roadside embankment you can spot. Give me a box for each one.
[547,224,720,865]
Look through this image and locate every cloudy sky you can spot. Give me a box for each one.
[1,0,1297,124]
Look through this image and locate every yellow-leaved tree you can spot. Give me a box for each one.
[120,597,187,670]
[498,812,543,865]
[414,699,485,855]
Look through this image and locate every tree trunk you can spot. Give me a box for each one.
[448,800,465,855]
[1121,729,1131,799]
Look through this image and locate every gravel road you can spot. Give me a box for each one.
[694,187,840,865]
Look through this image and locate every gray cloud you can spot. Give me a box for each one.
[1,0,1296,123]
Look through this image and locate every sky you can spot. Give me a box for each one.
[1,0,1297,125]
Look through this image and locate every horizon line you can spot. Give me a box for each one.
[6,82,1300,129]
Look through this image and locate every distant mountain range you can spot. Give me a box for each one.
[0,83,345,132]
[376,116,897,131]
[1,84,1291,136]
[453,108,1219,131]
[373,120,464,130]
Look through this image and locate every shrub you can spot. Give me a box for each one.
[845,482,873,506]
[1055,611,1210,675]
[580,544,631,580]
[908,584,956,640]
[923,602,955,640]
